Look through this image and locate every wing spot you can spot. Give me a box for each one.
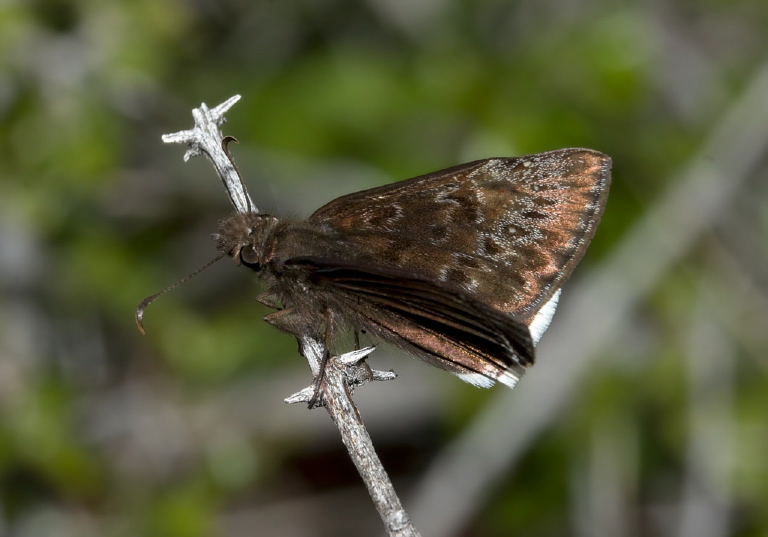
[380,247,403,263]
[521,210,549,220]
[483,236,503,256]
[431,225,449,240]
[534,196,557,207]
[455,254,482,269]
[444,194,482,223]
[444,267,470,286]
[367,205,401,227]
[503,223,526,236]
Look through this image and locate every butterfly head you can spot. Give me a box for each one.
[214,212,279,272]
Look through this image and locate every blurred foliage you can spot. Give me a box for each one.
[1,0,767,536]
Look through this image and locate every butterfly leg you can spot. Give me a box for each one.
[350,329,375,381]
[308,310,335,408]
[256,290,281,310]
[265,308,334,408]
[263,307,305,336]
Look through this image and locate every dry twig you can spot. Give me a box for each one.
[161,97,420,537]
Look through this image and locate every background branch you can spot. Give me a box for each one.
[7,5,768,535]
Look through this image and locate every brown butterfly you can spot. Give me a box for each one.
[197,148,611,389]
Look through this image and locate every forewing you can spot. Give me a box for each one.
[309,148,611,322]
[285,258,535,388]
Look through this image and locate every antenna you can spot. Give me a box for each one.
[222,136,253,214]
[139,97,256,335]
[135,252,228,335]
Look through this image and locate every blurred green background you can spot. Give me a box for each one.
[1,0,767,536]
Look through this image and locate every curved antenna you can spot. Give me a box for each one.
[222,136,253,214]
[136,251,228,335]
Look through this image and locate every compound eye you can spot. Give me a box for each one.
[240,245,261,269]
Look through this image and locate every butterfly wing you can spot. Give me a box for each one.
[284,257,535,388]
[308,149,611,325]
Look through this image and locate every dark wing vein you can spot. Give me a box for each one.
[285,258,534,384]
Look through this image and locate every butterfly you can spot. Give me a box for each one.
[207,148,611,389]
